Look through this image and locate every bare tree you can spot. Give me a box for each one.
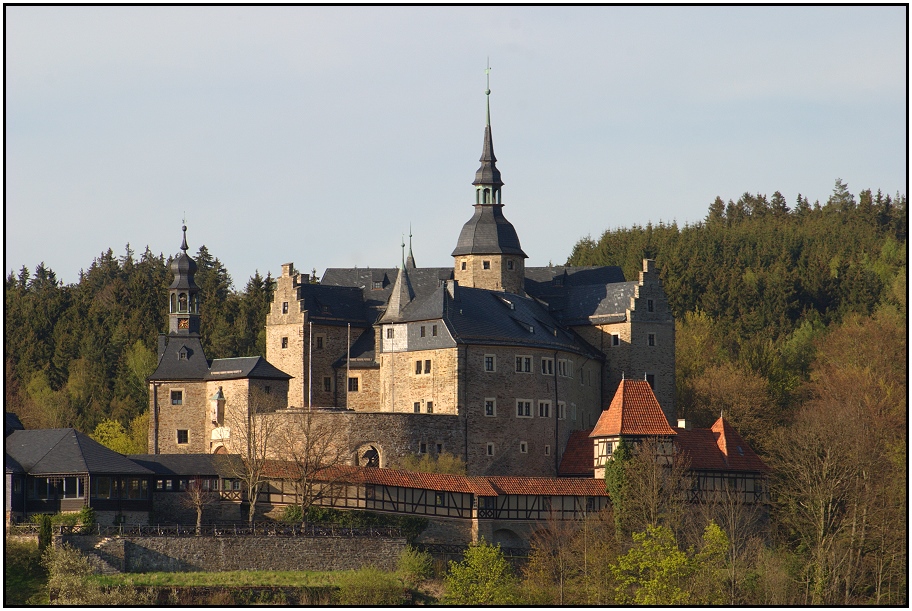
[222,398,279,525]
[620,436,692,538]
[277,410,350,525]
[180,476,218,535]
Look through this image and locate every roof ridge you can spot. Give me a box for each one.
[26,429,73,472]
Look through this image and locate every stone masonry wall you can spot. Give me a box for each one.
[378,347,459,414]
[454,254,525,295]
[151,381,209,454]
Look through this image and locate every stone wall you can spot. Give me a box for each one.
[63,534,406,573]
[454,254,525,295]
[150,381,208,454]
[377,347,459,414]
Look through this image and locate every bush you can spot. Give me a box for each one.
[37,514,53,552]
[43,544,154,605]
[79,506,96,534]
[397,546,433,589]
[333,567,407,605]
[5,539,47,605]
[280,504,304,524]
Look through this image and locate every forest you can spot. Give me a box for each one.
[4,179,907,604]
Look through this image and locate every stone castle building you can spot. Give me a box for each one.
[149,84,676,478]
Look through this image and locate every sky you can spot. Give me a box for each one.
[6,6,907,288]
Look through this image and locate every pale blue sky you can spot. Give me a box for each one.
[6,6,907,287]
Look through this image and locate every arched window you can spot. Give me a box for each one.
[178,293,188,312]
[170,294,177,313]
[483,189,490,204]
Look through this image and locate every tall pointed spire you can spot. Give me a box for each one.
[382,239,415,322]
[405,225,416,269]
[473,60,503,191]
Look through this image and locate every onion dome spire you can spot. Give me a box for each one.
[473,61,503,189]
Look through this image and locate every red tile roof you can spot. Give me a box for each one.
[590,379,676,437]
[673,418,768,473]
[558,429,595,477]
[262,461,608,497]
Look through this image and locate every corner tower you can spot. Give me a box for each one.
[452,66,527,295]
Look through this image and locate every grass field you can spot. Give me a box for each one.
[89,569,339,588]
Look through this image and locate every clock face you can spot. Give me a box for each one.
[178,318,190,330]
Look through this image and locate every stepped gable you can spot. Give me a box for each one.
[557,429,596,477]
[6,429,152,475]
[591,379,676,437]
[208,356,291,381]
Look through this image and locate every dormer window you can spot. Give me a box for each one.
[372,281,383,289]
[178,346,189,360]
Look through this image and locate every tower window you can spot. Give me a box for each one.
[416,360,423,375]
[507,260,514,270]
[414,402,420,413]
[420,442,427,454]
[171,390,183,405]
[315,335,324,349]
[648,333,656,347]
[645,373,655,389]
[461,261,466,270]
[647,299,655,312]
[611,334,620,347]
[425,360,431,374]
[520,441,527,454]
[432,324,438,336]
[348,377,359,392]
[281,337,288,349]
[386,327,395,339]
[178,293,188,312]
[484,398,496,417]
[545,445,551,456]
[487,442,495,456]
[484,355,496,372]
[177,430,189,445]
[282,301,289,314]
[420,325,426,337]
[482,260,491,270]
[426,401,433,414]
[323,377,332,392]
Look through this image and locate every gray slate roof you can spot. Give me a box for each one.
[128,453,242,478]
[5,412,25,436]
[451,204,527,257]
[148,335,210,381]
[208,357,292,381]
[5,429,153,476]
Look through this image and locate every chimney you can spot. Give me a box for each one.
[281,262,295,277]
[446,279,459,300]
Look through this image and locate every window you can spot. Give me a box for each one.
[177,429,189,444]
[647,299,654,312]
[432,325,438,336]
[419,442,427,454]
[483,260,491,270]
[264,385,271,395]
[538,401,551,418]
[426,401,434,414]
[558,359,571,377]
[645,374,655,390]
[365,484,376,499]
[545,445,551,456]
[386,327,395,339]
[486,442,495,456]
[165,479,173,491]
[571,404,578,421]
[323,377,332,392]
[611,334,620,347]
[281,337,288,349]
[282,301,289,314]
[155,479,164,491]
[420,325,426,337]
[436,443,443,453]
[515,356,531,373]
[484,355,496,372]
[315,335,324,349]
[484,398,496,417]
[425,360,431,374]
[541,358,554,375]
[461,261,467,270]
[348,377,359,392]
[648,333,656,347]
[416,360,423,375]
[372,280,383,289]
[170,390,183,405]
[178,345,188,358]
[557,401,566,420]
[414,402,421,413]
[519,441,527,454]
[435,492,445,506]
[507,260,514,270]
[516,400,532,418]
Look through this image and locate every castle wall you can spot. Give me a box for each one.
[265,267,306,408]
[150,381,209,454]
[459,344,603,476]
[378,347,460,414]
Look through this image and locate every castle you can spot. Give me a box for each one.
[148,82,676,478]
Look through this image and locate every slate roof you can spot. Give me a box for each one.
[5,429,153,476]
[591,380,677,437]
[557,429,596,477]
[294,284,371,327]
[5,412,25,436]
[451,204,527,257]
[260,462,609,497]
[128,453,243,477]
[208,357,292,381]
[148,335,211,381]
[321,267,454,323]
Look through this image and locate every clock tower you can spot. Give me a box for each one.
[168,225,201,336]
